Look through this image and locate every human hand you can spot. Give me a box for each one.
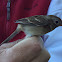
[0,37,50,62]
[0,37,41,62]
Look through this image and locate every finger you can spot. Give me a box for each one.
[7,37,41,62]
[0,39,23,50]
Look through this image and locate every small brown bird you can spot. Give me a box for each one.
[15,15,62,38]
[0,15,62,46]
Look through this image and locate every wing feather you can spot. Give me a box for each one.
[15,15,49,26]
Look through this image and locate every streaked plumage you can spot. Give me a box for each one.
[15,15,62,27]
[15,15,49,26]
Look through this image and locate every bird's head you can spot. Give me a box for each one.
[48,15,62,30]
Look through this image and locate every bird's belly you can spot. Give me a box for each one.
[23,26,49,36]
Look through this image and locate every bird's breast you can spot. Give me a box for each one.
[23,26,51,36]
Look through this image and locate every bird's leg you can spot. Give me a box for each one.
[38,37,44,47]
[25,34,33,38]
[0,24,22,46]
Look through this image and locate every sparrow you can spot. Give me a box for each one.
[0,15,62,46]
[15,15,62,38]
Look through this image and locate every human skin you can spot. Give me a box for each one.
[0,37,50,62]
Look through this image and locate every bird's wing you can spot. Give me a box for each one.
[31,15,49,26]
[15,15,49,26]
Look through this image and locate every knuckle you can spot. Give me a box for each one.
[32,43,41,53]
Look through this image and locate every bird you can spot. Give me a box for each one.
[15,15,62,38]
[0,15,62,46]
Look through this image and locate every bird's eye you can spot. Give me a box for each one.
[55,21,59,24]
